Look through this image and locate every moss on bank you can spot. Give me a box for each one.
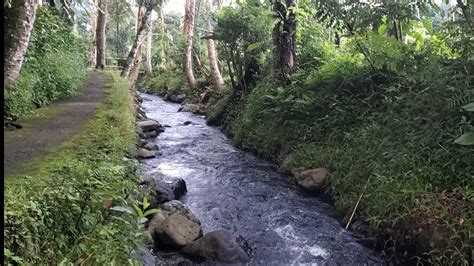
[4,71,148,264]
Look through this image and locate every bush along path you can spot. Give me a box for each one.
[4,71,153,264]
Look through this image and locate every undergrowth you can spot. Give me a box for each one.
[4,71,149,265]
[4,7,87,122]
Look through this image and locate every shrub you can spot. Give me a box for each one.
[4,7,87,122]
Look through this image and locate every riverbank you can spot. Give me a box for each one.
[4,71,148,264]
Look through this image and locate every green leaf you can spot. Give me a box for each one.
[462,102,474,112]
[110,206,135,215]
[454,132,474,146]
[143,197,150,210]
[133,205,144,217]
[378,24,388,35]
[143,209,160,217]
[422,19,433,35]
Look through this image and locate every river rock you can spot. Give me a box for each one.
[171,178,187,199]
[143,142,159,151]
[138,138,147,147]
[183,121,192,126]
[143,130,158,139]
[171,94,187,103]
[294,168,329,193]
[138,120,161,132]
[181,230,252,263]
[178,104,200,114]
[151,180,175,205]
[148,200,202,247]
[137,148,156,159]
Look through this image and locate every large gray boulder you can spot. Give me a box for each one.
[148,200,202,247]
[181,230,252,263]
[143,142,159,151]
[294,168,329,193]
[171,178,187,199]
[138,120,161,132]
[137,148,156,159]
[178,104,200,114]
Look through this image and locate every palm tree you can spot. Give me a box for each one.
[4,0,39,88]
[183,0,197,89]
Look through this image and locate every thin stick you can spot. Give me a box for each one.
[345,175,372,230]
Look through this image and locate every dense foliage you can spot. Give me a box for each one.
[4,72,149,264]
[4,7,88,122]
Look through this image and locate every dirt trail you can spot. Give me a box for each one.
[4,72,108,177]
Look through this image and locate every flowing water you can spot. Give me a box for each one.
[139,93,382,265]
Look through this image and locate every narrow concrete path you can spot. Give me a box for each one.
[4,72,108,177]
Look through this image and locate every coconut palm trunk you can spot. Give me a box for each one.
[145,27,153,76]
[4,0,38,88]
[121,0,154,79]
[183,0,197,89]
[89,0,98,67]
[95,0,108,69]
[206,20,224,91]
[272,0,297,81]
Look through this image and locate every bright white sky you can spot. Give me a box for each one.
[163,0,186,15]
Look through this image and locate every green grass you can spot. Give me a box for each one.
[4,71,149,265]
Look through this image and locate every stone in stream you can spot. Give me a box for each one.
[143,142,159,151]
[138,138,147,147]
[181,230,252,263]
[171,178,187,199]
[138,120,161,132]
[165,93,187,103]
[143,130,158,139]
[137,148,156,159]
[178,104,200,114]
[183,121,192,126]
[148,200,202,247]
[152,180,176,205]
[294,168,329,194]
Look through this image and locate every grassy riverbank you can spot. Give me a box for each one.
[4,71,148,264]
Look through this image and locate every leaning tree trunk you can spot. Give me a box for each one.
[183,0,197,89]
[129,5,146,83]
[89,0,97,67]
[145,26,153,76]
[4,0,38,88]
[207,20,224,91]
[457,0,474,32]
[121,1,153,79]
[95,0,108,69]
[272,0,297,81]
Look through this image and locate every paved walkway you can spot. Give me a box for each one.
[4,72,108,177]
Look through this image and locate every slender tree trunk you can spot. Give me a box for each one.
[272,0,297,81]
[145,27,153,76]
[95,0,108,69]
[89,0,97,67]
[4,0,38,88]
[457,0,474,32]
[129,5,146,82]
[206,18,225,90]
[183,0,197,89]
[121,1,153,79]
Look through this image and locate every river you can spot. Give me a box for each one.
[139,93,382,265]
